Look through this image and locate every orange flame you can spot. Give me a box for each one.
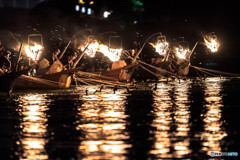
[150,42,169,55]
[175,47,189,59]
[80,41,122,62]
[204,37,219,52]
[98,44,122,62]
[81,40,99,57]
[25,43,43,61]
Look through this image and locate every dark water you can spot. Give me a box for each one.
[0,77,239,160]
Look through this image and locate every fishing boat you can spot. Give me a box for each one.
[74,35,139,83]
[12,68,73,90]
[0,69,30,93]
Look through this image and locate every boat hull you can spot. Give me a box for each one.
[13,73,72,90]
[95,63,138,82]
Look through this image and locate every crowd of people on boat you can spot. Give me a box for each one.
[0,36,191,78]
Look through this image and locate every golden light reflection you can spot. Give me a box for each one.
[151,83,173,158]
[152,80,191,159]
[76,87,130,160]
[201,77,227,156]
[172,81,191,158]
[17,94,49,160]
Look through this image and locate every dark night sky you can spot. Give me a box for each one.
[0,0,240,72]
[142,1,240,67]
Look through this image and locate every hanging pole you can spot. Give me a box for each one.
[187,41,198,60]
[132,32,161,64]
[72,31,117,69]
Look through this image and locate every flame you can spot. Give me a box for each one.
[175,47,189,59]
[80,41,122,62]
[25,43,43,61]
[204,37,219,52]
[81,40,99,57]
[150,42,169,55]
[98,44,122,62]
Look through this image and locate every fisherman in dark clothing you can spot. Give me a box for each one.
[52,48,60,64]
[69,39,80,55]
[0,51,11,73]
[63,52,77,69]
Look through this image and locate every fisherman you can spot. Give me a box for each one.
[52,48,60,64]
[69,39,80,55]
[0,50,11,73]
[64,52,77,69]
[131,40,141,58]
[18,55,29,71]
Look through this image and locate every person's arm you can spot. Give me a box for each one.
[4,56,11,69]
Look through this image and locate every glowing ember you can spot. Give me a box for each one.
[80,40,122,62]
[81,41,99,57]
[150,42,169,55]
[175,47,189,59]
[204,37,220,53]
[98,44,122,62]
[25,43,43,61]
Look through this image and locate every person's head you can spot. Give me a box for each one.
[53,48,60,55]
[73,39,78,47]
[4,50,11,58]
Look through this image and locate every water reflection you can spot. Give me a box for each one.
[45,94,81,160]
[124,90,155,159]
[151,83,173,158]
[16,94,49,160]
[201,78,227,157]
[77,88,130,160]
[151,80,191,159]
[1,77,233,159]
[172,81,191,158]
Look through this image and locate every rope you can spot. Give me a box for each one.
[138,60,179,78]
[191,65,240,77]
[123,50,179,78]
[139,64,159,78]
[193,66,218,77]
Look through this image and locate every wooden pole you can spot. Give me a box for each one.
[9,42,23,94]
[163,48,171,62]
[72,31,117,68]
[59,41,71,59]
[187,41,198,60]
[72,39,94,68]
[14,42,23,72]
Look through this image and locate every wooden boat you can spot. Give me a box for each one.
[0,69,30,93]
[75,62,138,84]
[12,66,82,91]
[95,62,138,81]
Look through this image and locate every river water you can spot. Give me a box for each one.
[0,77,239,159]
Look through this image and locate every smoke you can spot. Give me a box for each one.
[0,30,21,52]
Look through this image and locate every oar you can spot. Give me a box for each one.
[9,42,23,94]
